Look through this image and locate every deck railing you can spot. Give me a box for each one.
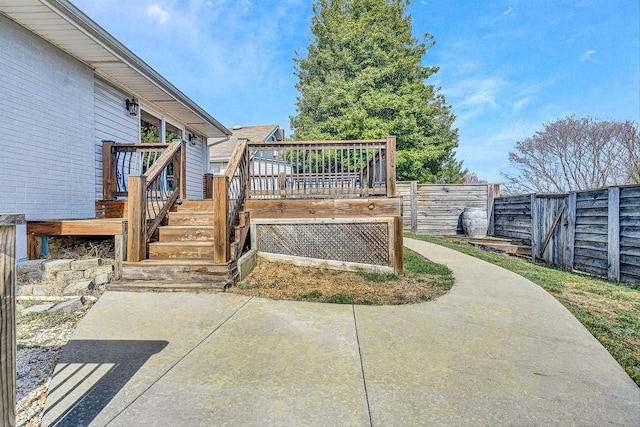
[212,139,250,263]
[127,141,186,262]
[207,137,397,264]
[247,137,396,198]
[102,141,170,200]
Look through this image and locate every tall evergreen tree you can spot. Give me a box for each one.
[291,0,464,183]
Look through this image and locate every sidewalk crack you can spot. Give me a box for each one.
[352,304,373,427]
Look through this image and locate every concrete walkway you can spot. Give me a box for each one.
[42,238,640,426]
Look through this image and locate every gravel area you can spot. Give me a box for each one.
[15,297,98,427]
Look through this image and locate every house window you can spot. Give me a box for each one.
[166,122,182,142]
[140,110,183,143]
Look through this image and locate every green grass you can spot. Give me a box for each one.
[405,233,640,387]
[357,271,401,282]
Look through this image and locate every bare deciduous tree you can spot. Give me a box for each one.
[501,116,639,194]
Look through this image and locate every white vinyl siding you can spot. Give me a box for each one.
[94,78,139,199]
[0,14,95,260]
[186,138,206,198]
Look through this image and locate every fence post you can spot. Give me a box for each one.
[127,176,147,262]
[385,136,396,197]
[564,192,577,271]
[410,181,418,233]
[530,194,538,262]
[393,216,404,275]
[212,176,230,263]
[608,187,621,282]
[1,214,25,427]
[487,184,499,236]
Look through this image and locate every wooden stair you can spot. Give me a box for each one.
[111,199,238,292]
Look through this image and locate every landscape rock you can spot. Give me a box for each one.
[22,303,56,315]
[42,259,72,272]
[94,273,110,286]
[71,258,100,271]
[16,260,44,273]
[26,271,58,283]
[84,265,113,279]
[57,270,84,282]
[49,297,86,313]
[63,280,95,296]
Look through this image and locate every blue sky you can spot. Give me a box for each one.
[73,0,639,183]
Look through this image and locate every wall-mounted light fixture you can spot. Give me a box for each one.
[188,133,198,145]
[125,97,139,116]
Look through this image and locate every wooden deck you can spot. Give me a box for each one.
[27,218,126,279]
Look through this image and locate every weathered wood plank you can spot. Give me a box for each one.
[564,192,577,270]
[213,177,230,263]
[27,219,125,236]
[102,141,114,200]
[574,247,608,261]
[127,176,147,263]
[620,187,640,198]
[385,136,396,197]
[576,216,609,225]
[410,181,417,233]
[576,198,609,209]
[608,187,620,281]
[246,198,402,219]
[0,215,25,227]
[0,222,19,427]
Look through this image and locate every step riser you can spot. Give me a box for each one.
[148,245,215,260]
[158,227,214,241]
[175,200,215,211]
[123,266,230,282]
[167,213,214,226]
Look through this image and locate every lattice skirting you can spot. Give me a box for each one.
[257,222,389,266]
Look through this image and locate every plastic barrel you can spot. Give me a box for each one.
[462,207,487,239]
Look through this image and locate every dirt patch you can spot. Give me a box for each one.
[228,251,453,305]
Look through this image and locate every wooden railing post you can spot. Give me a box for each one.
[127,176,147,262]
[385,136,396,197]
[102,141,115,200]
[178,141,187,199]
[213,176,230,263]
[1,214,25,427]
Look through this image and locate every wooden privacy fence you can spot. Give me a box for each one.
[492,185,640,286]
[397,182,500,235]
[1,214,25,427]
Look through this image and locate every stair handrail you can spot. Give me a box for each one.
[127,140,186,262]
[212,139,249,263]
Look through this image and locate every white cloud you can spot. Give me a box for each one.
[147,4,170,24]
[513,96,532,112]
[459,79,499,108]
[582,50,596,61]
[502,7,512,16]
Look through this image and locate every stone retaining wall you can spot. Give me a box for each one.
[17,258,113,296]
